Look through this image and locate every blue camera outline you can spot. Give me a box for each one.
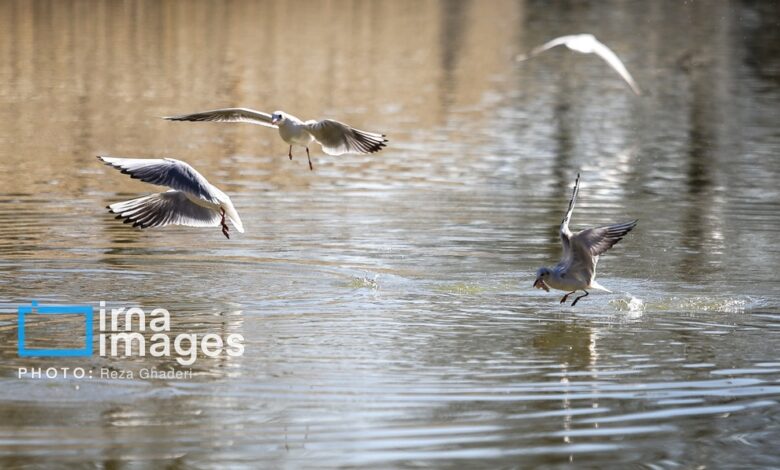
[18,301,94,357]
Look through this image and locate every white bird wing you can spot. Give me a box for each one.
[562,219,637,289]
[517,35,578,61]
[164,108,277,128]
[98,156,218,204]
[590,40,642,95]
[304,119,388,156]
[553,173,583,283]
[560,173,581,251]
[572,219,638,258]
[108,191,221,229]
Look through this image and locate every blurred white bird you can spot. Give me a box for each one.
[164,108,388,170]
[533,173,637,306]
[517,34,642,96]
[98,156,244,239]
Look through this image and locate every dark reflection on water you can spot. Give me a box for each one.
[1,0,780,468]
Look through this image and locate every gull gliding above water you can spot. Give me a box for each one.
[98,156,244,239]
[533,173,637,306]
[164,108,388,171]
[517,34,642,96]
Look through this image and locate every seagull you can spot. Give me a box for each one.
[98,156,244,239]
[517,34,642,96]
[164,108,388,171]
[533,173,637,306]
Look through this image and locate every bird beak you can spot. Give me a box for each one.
[271,117,279,125]
[533,278,550,292]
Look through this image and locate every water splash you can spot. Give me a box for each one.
[348,274,379,290]
[648,296,757,314]
[610,295,645,317]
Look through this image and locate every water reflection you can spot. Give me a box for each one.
[531,321,595,370]
[679,53,719,277]
[739,1,780,86]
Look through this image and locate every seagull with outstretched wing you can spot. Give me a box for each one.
[164,108,388,171]
[517,34,642,96]
[533,173,637,306]
[98,156,244,239]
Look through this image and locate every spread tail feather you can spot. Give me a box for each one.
[223,203,244,233]
[589,281,612,293]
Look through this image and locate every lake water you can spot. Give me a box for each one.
[1,0,779,467]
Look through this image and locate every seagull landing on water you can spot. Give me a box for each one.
[533,173,637,306]
[517,34,642,96]
[98,156,244,239]
[164,108,388,171]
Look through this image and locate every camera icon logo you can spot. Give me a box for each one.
[18,301,94,357]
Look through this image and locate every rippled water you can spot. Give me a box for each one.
[1,0,780,467]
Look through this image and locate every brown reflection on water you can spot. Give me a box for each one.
[0,0,525,197]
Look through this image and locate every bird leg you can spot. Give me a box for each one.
[306,147,313,171]
[220,208,230,239]
[560,291,576,304]
[288,146,293,160]
[571,290,589,306]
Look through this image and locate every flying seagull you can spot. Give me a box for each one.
[164,108,388,171]
[98,156,244,239]
[533,173,637,306]
[517,34,642,96]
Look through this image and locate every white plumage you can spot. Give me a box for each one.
[534,173,637,306]
[99,156,244,239]
[164,108,388,170]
